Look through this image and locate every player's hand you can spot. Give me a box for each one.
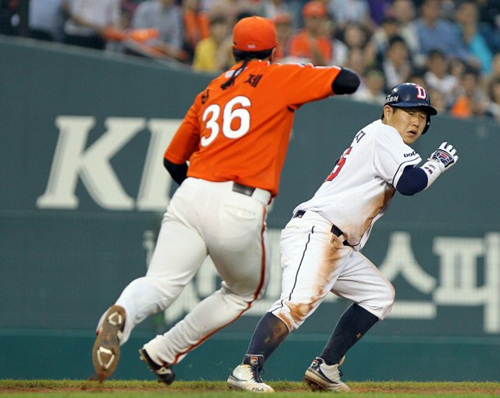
[428,142,458,171]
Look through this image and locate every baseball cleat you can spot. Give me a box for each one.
[227,355,274,393]
[139,348,175,385]
[92,305,126,382]
[304,357,351,392]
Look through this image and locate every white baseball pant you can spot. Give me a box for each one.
[97,177,272,365]
[269,210,395,331]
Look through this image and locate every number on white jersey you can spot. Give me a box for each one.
[326,130,366,181]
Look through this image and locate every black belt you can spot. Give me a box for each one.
[233,183,256,197]
[293,210,349,245]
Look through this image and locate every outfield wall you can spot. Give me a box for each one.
[1,36,499,381]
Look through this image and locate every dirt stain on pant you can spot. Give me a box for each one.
[276,233,348,330]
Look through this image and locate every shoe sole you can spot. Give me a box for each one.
[227,375,275,393]
[304,375,323,391]
[92,305,126,382]
[304,370,350,392]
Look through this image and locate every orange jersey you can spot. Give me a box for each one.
[289,30,333,65]
[165,60,342,197]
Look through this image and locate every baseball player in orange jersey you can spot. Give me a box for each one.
[92,16,360,383]
[227,83,458,393]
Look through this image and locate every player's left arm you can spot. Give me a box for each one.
[397,142,458,196]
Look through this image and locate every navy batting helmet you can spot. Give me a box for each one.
[384,83,437,133]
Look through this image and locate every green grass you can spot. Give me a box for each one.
[1,380,499,397]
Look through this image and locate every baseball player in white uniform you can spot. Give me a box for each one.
[228,82,459,393]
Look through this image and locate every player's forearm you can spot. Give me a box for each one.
[396,166,428,196]
[164,158,188,185]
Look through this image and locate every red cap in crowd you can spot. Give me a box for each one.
[302,1,328,18]
[233,16,278,52]
[274,12,293,25]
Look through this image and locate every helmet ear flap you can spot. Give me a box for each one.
[423,115,431,134]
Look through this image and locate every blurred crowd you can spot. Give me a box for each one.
[1,0,500,122]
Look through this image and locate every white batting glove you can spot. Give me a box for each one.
[428,142,458,172]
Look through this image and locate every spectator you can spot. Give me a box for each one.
[423,49,459,109]
[414,0,474,67]
[490,53,500,80]
[130,0,186,62]
[380,35,413,91]
[339,22,377,67]
[62,0,122,50]
[440,0,457,20]
[327,0,374,33]
[409,73,427,90]
[366,0,392,26]
[477,0,500,53]
[450,65,489,118]
[323,15,349,66]
[288,1,332,65]
[255,0,296,28]
[203,0,256,28]
[428,87,447,113]
[390,0,420,60]
[352,67,386,104]
[450,57,467,81]
[372,16,401,63]
[343,47,368,92]
[273,12,294,63]
[182,0,211,63]
[454,0,493,74]
[486,76,500,122]
[28,0,66,42]
[192,14,230,72]
[484,53,500,91]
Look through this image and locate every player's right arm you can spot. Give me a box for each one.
[163,99,202,184]
[332,68,360,95]
[163,158,188,185]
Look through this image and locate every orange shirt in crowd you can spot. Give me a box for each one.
[450,96,473,118]
[289,29,333,65]
[184,9,211,50]
[165,60,342,197]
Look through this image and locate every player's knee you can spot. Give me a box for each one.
[220,275,269,303]
[378,283,396,320]
[220,284,264,309]
[271,300,315,331]
[359,282,395,320]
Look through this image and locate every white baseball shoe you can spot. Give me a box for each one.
[92,305,126,382]
[304,357,351,392]
[227,355,274,393]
